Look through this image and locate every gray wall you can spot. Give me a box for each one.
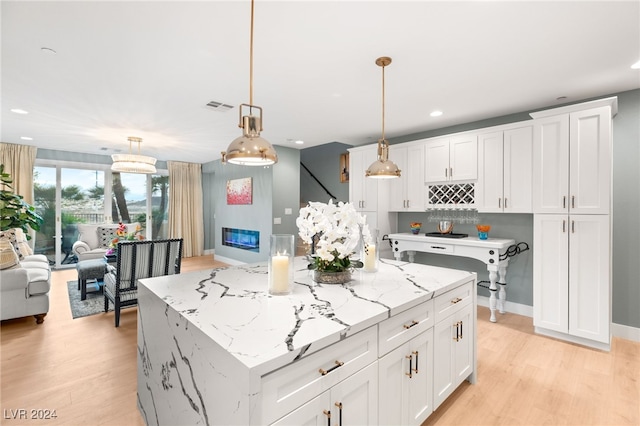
[300,142,350,204]
[202,146,300,263]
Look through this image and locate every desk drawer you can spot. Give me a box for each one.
[424,243,454,254]
[261,326,377,425]
[378,300,434,356]
[435,281,473,322]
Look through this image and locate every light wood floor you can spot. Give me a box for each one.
[1,256,638,425]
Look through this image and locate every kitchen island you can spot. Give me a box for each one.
[137,256,477,425]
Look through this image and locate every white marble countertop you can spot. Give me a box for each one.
[138,256,476,375]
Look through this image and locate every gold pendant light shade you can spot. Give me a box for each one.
[221,0,278,166]
[222,106,277,166]
[366,56,401,179]
[111,137,157,174]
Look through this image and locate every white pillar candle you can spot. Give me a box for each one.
[271,255,290,293]
[363,244,377,272]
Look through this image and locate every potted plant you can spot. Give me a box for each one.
[0,164,43,238]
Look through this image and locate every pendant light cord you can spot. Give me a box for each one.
[249,0,255,107]
[381,63,385,141]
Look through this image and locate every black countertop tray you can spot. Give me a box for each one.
[424,232,469,239]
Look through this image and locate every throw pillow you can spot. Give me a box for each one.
[98,227,119,248]
[0,229,24,260]
[12,228,34,256]
[0,238,20,270]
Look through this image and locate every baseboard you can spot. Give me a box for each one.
[611,322,640,342]
[203,249,215,256]
[477,295,533,318]
[212,255,246,266]
[477,295,640,343]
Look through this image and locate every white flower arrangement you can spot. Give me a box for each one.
[296,200,372,272]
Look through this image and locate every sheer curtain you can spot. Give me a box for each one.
[167,161,204,258]
[0,142,37,204]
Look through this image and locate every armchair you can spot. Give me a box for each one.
[103,238,183,327]
[72,222,140,262]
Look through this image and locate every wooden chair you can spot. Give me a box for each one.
[103,238,183,327]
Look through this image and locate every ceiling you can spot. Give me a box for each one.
[2,1,639,165]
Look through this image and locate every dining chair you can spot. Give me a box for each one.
[103,238,183,327]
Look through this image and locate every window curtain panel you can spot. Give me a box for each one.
[167,161,204,258]
[0,143,37,205]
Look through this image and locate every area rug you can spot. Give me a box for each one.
[67,280,112,319]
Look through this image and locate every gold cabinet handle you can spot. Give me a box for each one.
[335,402,343,426]
[323,409,331,426]
[319,360,344,376]
[403,320,419,329]
[451,297,462,304]
[405,354,413,378]
[412,350,419,374]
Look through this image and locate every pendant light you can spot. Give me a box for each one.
[111,137,157,174]
[365,56,401,179]
[221,0,278,166]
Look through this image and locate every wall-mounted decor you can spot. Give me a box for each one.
[226,177,253,205]
[340,152,349,183]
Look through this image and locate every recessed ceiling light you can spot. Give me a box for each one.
[295,140,304,145]
[41,47,57,55]
[10,108,28,114]
[20,136,33,141]
[632,60,640,69]
[430,110,443,117]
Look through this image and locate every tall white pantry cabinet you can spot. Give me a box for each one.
[531,99,615,350]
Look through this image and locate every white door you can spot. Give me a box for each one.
[349,149,365,210]
[568,215,610,344]
[406,143,426,211]
[533,214,569,333]
[433,316,455,409]
[270,392,331,426]
[378,344,408,426]
[362,147,379,211]
[388,146,408,211]
[407,328,434,426]
[569,107,612,215]
[424,138,450,183]
[453,304,473,385]
[331,362,378,425]
[503,126,533,213]
[449,135,478,182]
[477,131,504,212]
[532,115,569,213]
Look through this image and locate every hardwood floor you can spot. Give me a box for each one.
[1,256,638,425]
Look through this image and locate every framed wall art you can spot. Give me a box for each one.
[226,177,253,205]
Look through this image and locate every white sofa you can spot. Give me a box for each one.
[0,228,51,324]
[72,222,140,262]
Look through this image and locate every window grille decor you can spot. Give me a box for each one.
[428,183,475,205]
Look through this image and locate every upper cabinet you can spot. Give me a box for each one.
[477,126,533,213]
[532,106,612,214]
[389,142,426,212]
[349,145,379,212]
[425,135,477,183]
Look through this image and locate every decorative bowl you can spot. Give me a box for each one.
[410,222,422,234]
[437,221,454,234]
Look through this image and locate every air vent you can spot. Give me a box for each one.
[206,101,234,111]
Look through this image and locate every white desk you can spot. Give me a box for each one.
[387,233,515,323]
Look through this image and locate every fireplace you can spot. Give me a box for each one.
[222,227,260,252]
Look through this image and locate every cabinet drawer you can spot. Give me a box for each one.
[424,243,454,254]
[435,281,473,322]
[261,326,377,425]
[378,300,434,356]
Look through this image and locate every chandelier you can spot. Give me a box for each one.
[111,137,157,174]
[365,56,401,179]
[221,0,278,166]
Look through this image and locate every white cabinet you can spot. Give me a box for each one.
[349,145,379,212]
[531,103,613,350]
[271,363,378,426]
[533,106,611,214]
[378,329,434,426]
[533,214,610,346]
[477,126,533,213]
[389,142,426,211]
[433,284,474,410]
[425,135,477,183]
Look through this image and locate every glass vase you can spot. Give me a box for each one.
[361,229,379,272]
[268,234,294,295]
